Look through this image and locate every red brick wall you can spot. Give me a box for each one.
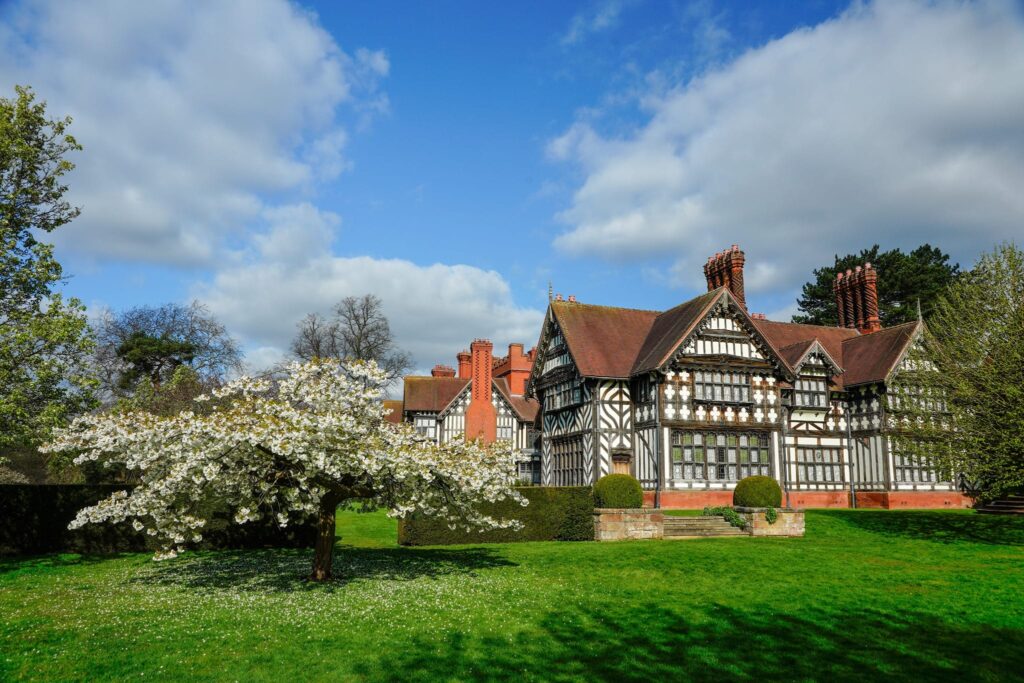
[643,490,734,509]
[643,488,972,510]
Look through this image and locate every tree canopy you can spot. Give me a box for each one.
[44,360,522,580]
[793,244,959,326]
[0,85,96,449]
[889,243,1024,500]
[292,294,412,383]
[93,300,242,399]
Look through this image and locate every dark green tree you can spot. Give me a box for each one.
[115,332,197,391]
[0,85,96,451]
[793,245,959,326]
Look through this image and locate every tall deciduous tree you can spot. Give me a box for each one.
[93,301,242,399]
[44,360,522,581]
[0,85,96,449]
[889,244,1024,500]
[291,294,412,382]
[793,245,959,326]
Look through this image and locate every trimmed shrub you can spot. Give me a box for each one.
[733,475,782,508]
[0,484,317,556]
[398,487,594,545]
[593,474,643,509]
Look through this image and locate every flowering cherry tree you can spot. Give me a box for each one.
[44,360,523,580]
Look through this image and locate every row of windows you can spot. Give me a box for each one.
[888,384,949,413]
[669,430,770,481]
[790,447,844,483]
[793,377,829,408]
[546,378,583,411]
[549,437,587,486]
[693,371,752,403]
[892,451,948,483]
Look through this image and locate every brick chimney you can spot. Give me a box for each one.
[456,350,471,379]
[834,262,882,333]
[431,364,455,377]
[703,244,746,310]
[465,339,496,443]
[493,342,532,395]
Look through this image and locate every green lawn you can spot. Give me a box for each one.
[2,510,1023,682]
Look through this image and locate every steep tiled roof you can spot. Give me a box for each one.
[632,290,724,374]
[752,319,860,366]
[840,321,921,387]
[402,376,469,413]
[776,339,816,371]
[493,377,540,423]
[551,301,660,379]
[382,400,404,424]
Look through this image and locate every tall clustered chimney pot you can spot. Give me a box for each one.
[703,245,747,310]
[456,350,471,379]
[834,263,883,333]
[431,365,455,378]
[465,339,496,443]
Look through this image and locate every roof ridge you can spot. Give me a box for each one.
[653,288,721,319]
[842,320,920,344]
[758,319,862,332]
[552,300,662,314]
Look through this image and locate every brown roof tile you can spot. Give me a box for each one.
[840,321,921,388]
[551,301,660,379]
[493,377,540,423]
[402,376,469,413]
[632,290,723,374]
[752,319,860,368]
[382,400,404,424]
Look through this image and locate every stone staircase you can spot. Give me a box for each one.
[977,494,1024,515]
[663,515,748,538]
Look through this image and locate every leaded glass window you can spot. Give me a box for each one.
[794,377,828,408]
[793,447,843,483]
[670,430,770,481]
[693,370,751,403]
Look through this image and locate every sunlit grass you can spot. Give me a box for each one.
[1,509,1022,681]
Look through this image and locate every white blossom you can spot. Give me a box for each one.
[44,360,523,560]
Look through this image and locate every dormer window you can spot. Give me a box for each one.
[693,370,751,403]
[794,377,828,408]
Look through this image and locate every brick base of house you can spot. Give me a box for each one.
[644,489,973,510]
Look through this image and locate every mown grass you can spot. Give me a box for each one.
[1,509,1022,682]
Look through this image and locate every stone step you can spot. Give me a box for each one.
[663,515,747,538]
[665,527,747,537]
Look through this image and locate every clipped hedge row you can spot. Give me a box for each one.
[0,485,317,557]
[398,486,594,546]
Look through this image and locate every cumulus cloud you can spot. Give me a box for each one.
[0,0,387,265]
[550,0,1024,293]
[196,205,544,372]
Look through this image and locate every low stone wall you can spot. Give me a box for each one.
[593,508,664,541]
[735,507,805,537]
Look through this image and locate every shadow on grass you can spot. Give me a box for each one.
[362,602,1024,682]
[130,545,517,593]
[0,551,139,576]
[817,509,1024,546]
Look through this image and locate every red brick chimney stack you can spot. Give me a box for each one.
[834,263,883,334]
[431,365,455,378]
[465,339,497,443]
[456,350,471,379]
[703,245,747,310]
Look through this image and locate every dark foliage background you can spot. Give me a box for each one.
[398,487,594,545]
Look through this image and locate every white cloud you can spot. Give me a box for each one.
[196,205,544,372]
[0,0,386,265]
[561,0,636,47]
[550,0,1024,294]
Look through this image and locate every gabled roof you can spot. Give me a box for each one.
[402,376,469,413]
[550,301,660,379]
[493,377,540,423]
[777,339,843,376]
[840,321,921,388]
[631,290,722,374]
[752,319,860,365]
[383,399,404,424]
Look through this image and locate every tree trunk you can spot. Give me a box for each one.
[310,491,342,581]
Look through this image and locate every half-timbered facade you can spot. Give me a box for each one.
[526,246,969,509]
[391,340,541,483]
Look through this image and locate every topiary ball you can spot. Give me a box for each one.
[593,474,644,508]
[733,475,782,508]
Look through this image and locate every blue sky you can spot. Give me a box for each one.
[2,0,1023,372]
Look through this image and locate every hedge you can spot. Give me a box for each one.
[733,475,782,508]
[398,486,594,545]
[0,485,317,557]
[593,474,644,508]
